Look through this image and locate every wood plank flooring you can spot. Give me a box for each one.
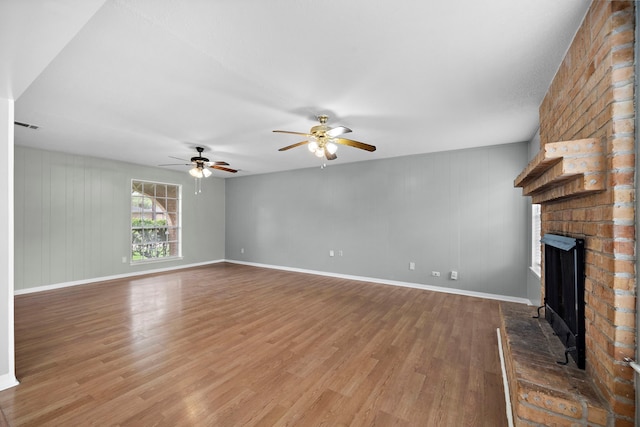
[0,263,507,426]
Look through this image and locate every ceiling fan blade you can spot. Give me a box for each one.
[211,165,238,173]
[326,126,352,137]
[334,138,376,152]
[273,130,310,137]
[324,148,337,161]
[159,163,191,166]
[278,140,309,151]
[168,156,188,161]
[212,161,229,166]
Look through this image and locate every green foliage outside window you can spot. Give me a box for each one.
[131,218,172,260]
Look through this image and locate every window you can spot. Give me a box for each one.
[531,203,541,275]
[131,180,181,263]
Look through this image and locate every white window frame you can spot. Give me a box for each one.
[531,203,541,276]
[131,179,182,264]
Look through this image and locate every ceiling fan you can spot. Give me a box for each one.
[273,115,376,161]
[160,146,237,177]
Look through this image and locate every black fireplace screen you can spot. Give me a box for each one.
[541,234,586,369]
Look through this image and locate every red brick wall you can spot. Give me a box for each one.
[538,1,635,424]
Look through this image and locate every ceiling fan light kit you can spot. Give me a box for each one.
[274,115,376,162]
[189,166,212,178]
[307,138,338,157]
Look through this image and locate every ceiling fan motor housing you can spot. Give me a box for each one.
[191,146,208,163]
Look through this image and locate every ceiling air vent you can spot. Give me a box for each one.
[14,121,39,130]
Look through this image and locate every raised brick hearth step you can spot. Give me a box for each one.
[499,303,611,426]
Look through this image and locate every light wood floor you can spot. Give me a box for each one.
[0,263,507,426]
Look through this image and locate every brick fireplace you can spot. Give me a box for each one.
[508,1,636,426]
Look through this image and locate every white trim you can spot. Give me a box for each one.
[1,98,17,391]
[131,179,182,262]
[226,260,532,305]
[528,265,541,279]
[14,259,225,295]
[15,258,534,306]
[0,372,19,392]
[129,256,184,266]
[497,328,514,427]
[531,203,542,275]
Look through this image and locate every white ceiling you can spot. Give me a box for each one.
[2,0,590,177]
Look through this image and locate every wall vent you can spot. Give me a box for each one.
[14,121,39,130]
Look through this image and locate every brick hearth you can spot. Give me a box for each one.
[500,303,610,425]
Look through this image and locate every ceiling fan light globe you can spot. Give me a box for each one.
[202,168,212,178]
[189,167,204,178]
[308,140,318,152]
[326,142,338,155]
[314,149,324,158]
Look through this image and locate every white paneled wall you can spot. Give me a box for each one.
[14,146,226,291]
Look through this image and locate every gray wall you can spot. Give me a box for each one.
[14,146,226,291]
[226,142,530,299]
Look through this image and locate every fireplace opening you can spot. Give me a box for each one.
[541,234,586,369]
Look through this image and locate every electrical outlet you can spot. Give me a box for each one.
[122,256,127,263]
[329,250,334,257]
[240,248,244,254]
[409,262,415,270]
[431,271,440,277]
[339,250,343,256]
[450,271,458,280]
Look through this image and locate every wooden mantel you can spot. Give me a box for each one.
[514,138,605,204]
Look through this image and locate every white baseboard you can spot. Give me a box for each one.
[14,259,226,295]
[225,259,532,305]
[15,258,533,305]
[0,373,19,392]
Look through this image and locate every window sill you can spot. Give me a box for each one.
[130,256,183,266]
[529,266,541,279]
